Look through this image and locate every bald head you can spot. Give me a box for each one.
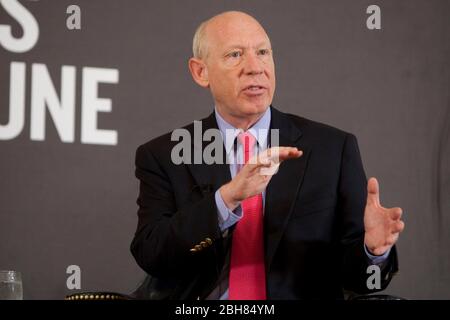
[188,10,276,130]
[193,11,271,60]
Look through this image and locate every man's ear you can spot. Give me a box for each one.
[188,57,209,88]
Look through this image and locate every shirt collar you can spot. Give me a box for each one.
[214,106,271,154]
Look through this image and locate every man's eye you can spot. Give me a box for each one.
[258,49,270,55]
[228,51,241,58]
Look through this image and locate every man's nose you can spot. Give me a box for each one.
[243,52,264,75]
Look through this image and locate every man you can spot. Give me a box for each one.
[131,11,404,299]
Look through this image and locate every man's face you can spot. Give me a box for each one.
[204,15,276,120]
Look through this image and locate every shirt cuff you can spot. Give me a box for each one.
[364,244,391,266]
[215,189,243,232]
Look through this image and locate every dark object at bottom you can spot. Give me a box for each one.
[349,294,405,300]
[65,276,406,300]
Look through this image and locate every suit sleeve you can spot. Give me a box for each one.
[338,133,399,294]
[130,144,223,280]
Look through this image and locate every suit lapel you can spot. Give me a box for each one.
[264,107,311,270]
[185,112,231,194]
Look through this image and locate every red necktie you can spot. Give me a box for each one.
[229,132,266,300]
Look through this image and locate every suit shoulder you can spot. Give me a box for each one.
[285,112,353,141]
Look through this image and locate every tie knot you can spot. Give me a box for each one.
[238,132,257,163]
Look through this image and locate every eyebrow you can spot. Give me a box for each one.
[223,42,271,51]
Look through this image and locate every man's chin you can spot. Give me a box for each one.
[240,102,270,115]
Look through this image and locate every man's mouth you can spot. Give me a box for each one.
[242,85,266,95]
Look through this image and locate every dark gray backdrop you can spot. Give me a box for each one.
[0,0,449,299]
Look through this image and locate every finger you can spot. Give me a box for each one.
[389,207,403,220]
[258,147,302,163]
[386,233,399,246]
[247,147,302,172]
[271,147,302,163]
[278,148,303,162]
[391,220,405,233]
[367,177,380,207]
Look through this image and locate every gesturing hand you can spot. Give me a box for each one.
[220,147,302,211]
[364,177,405,256]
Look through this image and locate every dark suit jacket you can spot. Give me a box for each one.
[130,106,398,299]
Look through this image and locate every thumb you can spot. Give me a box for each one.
[367,177,380,206]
